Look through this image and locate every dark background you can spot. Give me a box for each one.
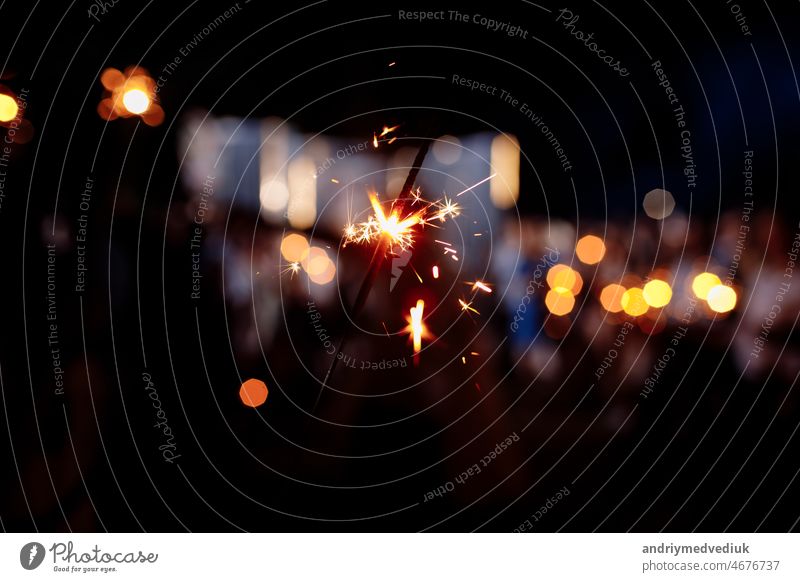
[1,0,799,531]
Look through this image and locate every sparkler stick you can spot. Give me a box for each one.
[313,137,434,411]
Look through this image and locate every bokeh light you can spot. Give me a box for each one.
[599,284,626,313]
[239,378,268,407]
[621,288,649,316]
[547,264,582,294]
[490,134,520,209]
[97,66,163,125]
[575,235,606,265]
[692,272,722,300]
[280,233,309,262]
[0,93,18,122]
[308,258,336,285]
[432,134,462,165]
[643,279,673,308]
[545,288,575,316]
[643,188,676,220]
[100,68,125,90]
[260,179,290,213]
[122,89,150,114]
[301,246,329,275]
[707,284,737,313]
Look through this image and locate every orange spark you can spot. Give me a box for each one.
[470,280,492,294]
[432,265,439,279]
[373,133,378,148]
[459,298,479,315]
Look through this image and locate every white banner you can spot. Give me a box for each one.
[1,533,798,581]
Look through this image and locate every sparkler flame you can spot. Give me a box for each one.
[343,191,426,253]
[337,173,494,363]
[407,299,426,354]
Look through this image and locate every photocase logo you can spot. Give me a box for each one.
[20,542,46,570]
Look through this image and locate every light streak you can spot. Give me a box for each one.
[470,280,492,294]
[454,173,496,197]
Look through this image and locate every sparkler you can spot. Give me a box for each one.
[313,136,434,410]
[342,191,460,254]
[312,132,495,411]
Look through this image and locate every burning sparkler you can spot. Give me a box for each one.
[343,190,461,255]
[313,132,494,410]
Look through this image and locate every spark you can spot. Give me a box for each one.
[431,196,461,222]
[470,351,479,356]
[382,321,390,337]
[408,262,423,283]
[282,262,301,278]
[388,137,397,144]
[458,298,479,315]
[434,239,452,246]
[454,173,496,197]
[373,133,378,148]
[369,192,422,251]
[406,299,426,355]
[388,61,396,67]
[474,233,483,237]
[469,280,492,294]
[462,356,466,364]
[432,265,439,279]
[331,178,339,184]
[380,124,400,137]
[342,190,461,255]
